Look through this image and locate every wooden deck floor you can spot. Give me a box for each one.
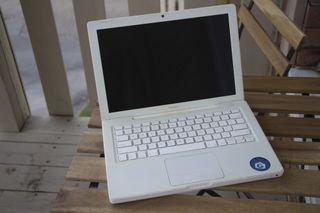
[0,116,91,213]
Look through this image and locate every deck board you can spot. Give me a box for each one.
[51,187,320,213]
[0,116,91,213]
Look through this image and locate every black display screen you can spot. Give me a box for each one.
[97,14,235,113]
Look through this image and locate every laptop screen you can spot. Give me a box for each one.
[97,14,235,113]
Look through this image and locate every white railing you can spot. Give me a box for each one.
[0,0,230,131]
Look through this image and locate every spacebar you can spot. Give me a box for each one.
[159,142,206,155]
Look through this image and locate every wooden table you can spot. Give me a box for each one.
[51,76,320,212]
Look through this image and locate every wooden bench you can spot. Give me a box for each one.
[51,76,320,212]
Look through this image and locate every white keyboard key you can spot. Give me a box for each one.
[220,115,229,120]
[160,135,169,141]
[226,138,236,144]
[142,126,150,132]
[124,129,132,134]
[217,139,227,146]
[201,123,210,129]
[219,121,228,126]
[142,138,151,144]
[139,144,147,150]
[222,110,231,115]
[160,123,169,129]
[212,133,221,140]
[142,122,150,126]
[148,149,159,157]
[167,140,176,146]
[151,120,160,125]
[116,135,129,142]
[231,129,250,137]
[188,131,197,137]
[132,139,142,145]
[133,128,141,133]
[130,134,138,140]
[138,132,147,138]
[176,139,185,145]
[151,125,159,131]
[206,128,215,134]
[175,127,183,133]
[185,138,194,144]
[137,151,147,159]
[166,128,175,134]
[160,119,169,124]
[128,152,137,160]
[236,136,245,143]
[195,118,203,124]
[117,140,132,148]
[231,109,240,113]
[210,122,219,128]
[212,116,220,121]
[186,120,195,125]
[118,154,127,161]
[245,135,255,142]
[194,136,203,142]
[159,142,205,155]
[183,126,192,132]
[236,118,245,124]
[230,113,241,119]
[227,119,236,125]
[114,126,123,130]
[169,122,177,128]
[204,135,213,141]
[157,141,166,148]
[221,132,231,138]
[148,131,156,137]
[178,121,186,127]
[206,140,217,148]
[170,134,178,140]
[151,136,160,143]
[157,130,165,135]
[115,130,123,136]
[223,126,232,132]
[197,129,206,135]
[232,124,247,130]
[179,132,188,138]
[118,146,137,154]
[214,127,223,133]
[196,114,204,118]
[148,143,157,149]
[187,115,195,120]
[204,117,212,122]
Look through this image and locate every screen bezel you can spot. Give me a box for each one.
[88,4,244,120]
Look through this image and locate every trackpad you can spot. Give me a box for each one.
[165,153,224,186]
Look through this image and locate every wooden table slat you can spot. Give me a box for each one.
[258,116,320,138]
[65,156,320,197]
[244,76,320,93]
[245,93,320,114]
[51,187,320,213]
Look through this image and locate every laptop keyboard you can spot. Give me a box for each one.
[113,108,255,162]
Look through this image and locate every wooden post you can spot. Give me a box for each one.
[73,0,106,110]
[0,11,30,132]
[20,0,73,116]
[128,0,160,15]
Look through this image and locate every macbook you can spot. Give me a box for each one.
[88,4,283,203]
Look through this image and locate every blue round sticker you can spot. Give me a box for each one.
[250,157,270,171]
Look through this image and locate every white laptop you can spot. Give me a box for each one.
[88,4,283,204]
